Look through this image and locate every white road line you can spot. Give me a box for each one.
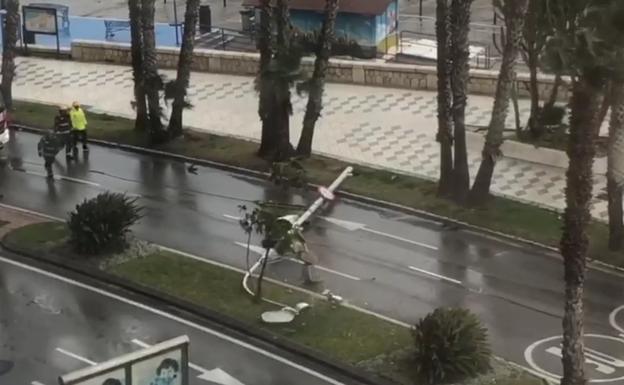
[12,166,101,187]
[285,258,361,281]
[364,228,438,251]
[0,203,63,221]
[0,256,346,385]
[58,176,100,187]
[222,214,241,221]
[31,381,47,385]
[408,266,462,285]
[55,348,98,366]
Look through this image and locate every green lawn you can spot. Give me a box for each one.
[11,100,624,267]
[2,222,543,385]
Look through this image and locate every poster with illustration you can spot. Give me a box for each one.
[132,350,182,385]
[23,6,57,34]
[67,369,126,385]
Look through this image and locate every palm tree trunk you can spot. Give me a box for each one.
[545,74,563,109]
[527,50,541,137]
[296,0,340,157]
[470,0,528,205]
[257,0,274,158]
[522,0,540,138]
[449,0,473,204]
[267,0,294,161]
[128,0,148,131]
[560,77,604,385]
[141,0,165,143]
[168,0,200,138]
[1,0,19,110]
[436,0,454,197]
[608,80,624,251]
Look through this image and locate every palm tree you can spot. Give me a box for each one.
[608,80,624,251]
[128,0,148,131]
[257,0,274,158]
[469,0,529,205]
[140,0,166,143]
[436,0,454,197]
[257,0,299,161]
[560,76,604,385]
[449,0,473,204]
[168,0,200,138]
[1,0,20,109]
[295,0,340,157]
[544,1,618,383]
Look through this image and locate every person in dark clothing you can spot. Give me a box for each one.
[54,105,73,160]
[38,131,60,179]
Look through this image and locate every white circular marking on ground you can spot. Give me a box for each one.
[609,305,624,336]
[525,334,624,383]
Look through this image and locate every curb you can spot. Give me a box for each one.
[0,238,395,385]
[11,124,624,276]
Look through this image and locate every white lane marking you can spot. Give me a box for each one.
[55,348,97,366]
[223,214,241,221]
[10,166,100,187]
[284,257,361,281]
[233,242,361,281]
[321,217,438,251]
[0,256,345,385]
[363,227,438,250]
[31,381,47,385]
[0,203,63,221]
[609,305,624,335]
[408,266,462,285]
[58,176,100,187]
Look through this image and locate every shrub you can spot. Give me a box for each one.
[412,307,491,384]
[68,192,142,255]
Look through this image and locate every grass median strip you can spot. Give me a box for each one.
[3,222,542,385]
[11,100,623,268]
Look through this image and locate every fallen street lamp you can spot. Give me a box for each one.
[241,166,355,323]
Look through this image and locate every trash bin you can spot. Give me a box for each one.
[199,5,211,33]
[240,8,254,33]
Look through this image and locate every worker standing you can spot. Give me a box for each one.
[69,101,88,153]
[54,105,73,160]
[38,130,61,179]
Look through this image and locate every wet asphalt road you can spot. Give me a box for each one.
[0,251,353,385]
[2,131,624,382]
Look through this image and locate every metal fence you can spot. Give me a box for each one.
[195,27,257,52]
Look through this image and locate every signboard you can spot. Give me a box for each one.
[23,6,57,34]
[59,336,189,385]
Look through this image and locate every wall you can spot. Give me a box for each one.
[71,40,569,101]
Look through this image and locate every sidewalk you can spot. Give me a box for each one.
[12,56,610,221]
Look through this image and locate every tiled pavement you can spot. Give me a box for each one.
[12,57,610,221]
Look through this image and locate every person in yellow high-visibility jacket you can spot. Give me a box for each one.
[69,101,88,152]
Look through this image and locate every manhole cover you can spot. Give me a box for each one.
[0,360,14,376]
